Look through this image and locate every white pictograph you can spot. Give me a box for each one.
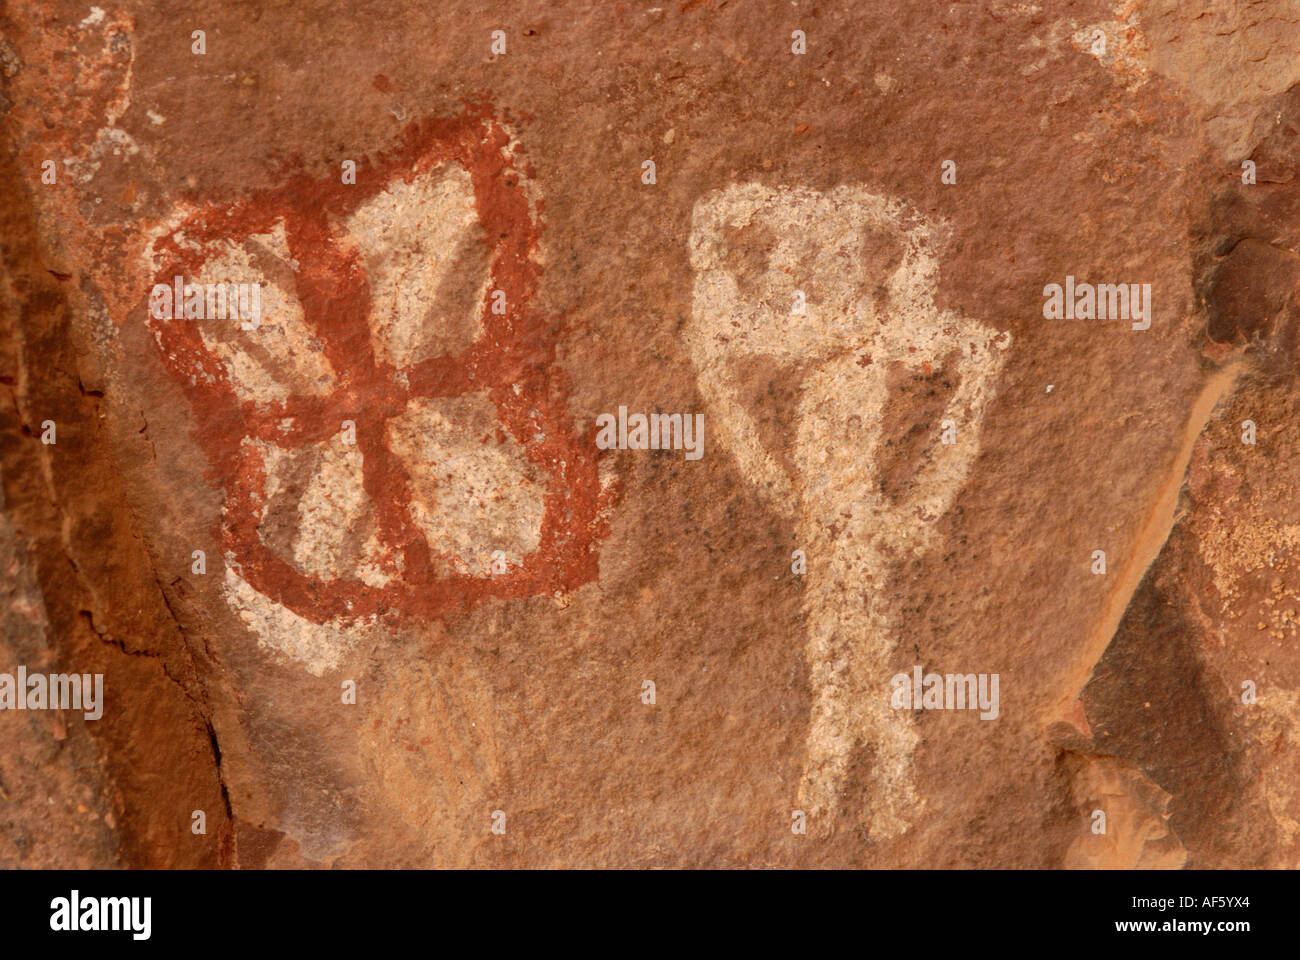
[688,184,1011,837]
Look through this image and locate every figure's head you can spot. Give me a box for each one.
[687,183,946,365]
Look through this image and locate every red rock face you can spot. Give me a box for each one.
[0,0,1298,869]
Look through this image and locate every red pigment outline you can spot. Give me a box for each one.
[149,104,609,623]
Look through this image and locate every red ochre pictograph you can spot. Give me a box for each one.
[148,104,611,624]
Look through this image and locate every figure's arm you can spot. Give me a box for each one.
[895,317,1011,528]
[686,183,802,509]
[694,352,796,507]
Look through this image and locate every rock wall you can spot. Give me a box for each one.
[1,0,1297,868]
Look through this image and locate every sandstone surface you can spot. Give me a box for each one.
[1,0,1298,868]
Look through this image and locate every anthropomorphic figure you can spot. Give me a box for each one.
[688,184,1010,837]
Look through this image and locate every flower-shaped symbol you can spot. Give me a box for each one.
[146,107,611,637]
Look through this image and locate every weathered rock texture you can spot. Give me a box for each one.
[0,0,1297,868]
